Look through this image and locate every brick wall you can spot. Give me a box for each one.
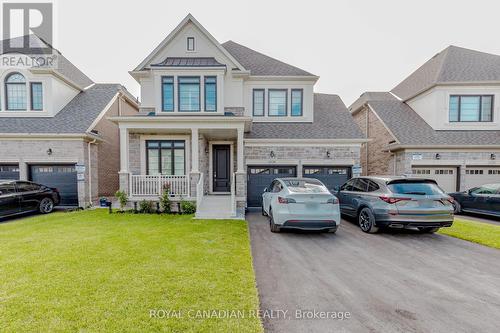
[93,97,138,196]
[352,105,395,175]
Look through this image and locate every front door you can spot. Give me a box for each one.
[213,145,230,192]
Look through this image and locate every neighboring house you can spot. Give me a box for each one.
[350,45,500,193]
[111,14,365,218]
[0,35,139,207]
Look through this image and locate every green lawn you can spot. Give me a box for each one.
[0,210,263,333]
[439,218,500,249]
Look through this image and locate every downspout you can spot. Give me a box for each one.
[88,139,97,206]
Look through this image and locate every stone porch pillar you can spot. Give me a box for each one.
[190,128,200,197]
[235,127,246,206]
[119,127,130,194]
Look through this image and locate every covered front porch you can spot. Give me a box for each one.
[112,115,251,218]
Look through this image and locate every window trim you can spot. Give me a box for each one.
[5,72,27,111]
[268,89,288,117]
[145,140,186,176]
[449,94,494,122]
[30,82,43,111]
[252,89,265,116]
[177,76,201,112]
[204,76,217,112]
[161,76,174,112]
[291,88,303,117]
[187,37,195,51]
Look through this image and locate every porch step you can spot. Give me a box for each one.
[195,195,239,219]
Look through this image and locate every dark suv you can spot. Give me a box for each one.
[335,176,454,233]
[0,180,60,219]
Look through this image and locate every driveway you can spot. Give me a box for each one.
[248,212,500,333]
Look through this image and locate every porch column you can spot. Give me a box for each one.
[237,127,244,173]
[118,127,130,194]
[191,128,199,173]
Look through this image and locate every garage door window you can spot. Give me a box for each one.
[413,169,430,175]
[435,169,454,175]
[0,165,19,173]
[488,170,500,175]
[466,169,483,175]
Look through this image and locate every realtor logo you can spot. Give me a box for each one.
[1,1,53,54]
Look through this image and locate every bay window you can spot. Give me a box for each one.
[449,95,493,122]
[146,140,185,175]
[268,89,287,116]
[204,76,217,111]
[161,76,174,111]
[178,76,200,111]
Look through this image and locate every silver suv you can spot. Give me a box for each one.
[335,176,454,233]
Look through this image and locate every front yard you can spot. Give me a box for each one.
[0,210,263,333]
[439,218,500,249]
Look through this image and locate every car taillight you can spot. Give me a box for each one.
[278,196,296,204]
[379,196,411,204]
[327,197,339,204]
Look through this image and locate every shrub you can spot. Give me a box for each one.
[138,200,155,214]
[115,190,128,212]
[159,190,171,214]
[180,199,196,214]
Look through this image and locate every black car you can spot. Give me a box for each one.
[450,183,500,217]
[0,180,60,219]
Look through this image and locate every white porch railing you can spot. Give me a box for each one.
[231,172,236,217]
[130,175,190,197]
[196,173,204,213]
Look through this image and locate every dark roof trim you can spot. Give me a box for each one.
[151,57,226,68]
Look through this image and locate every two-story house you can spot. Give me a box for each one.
[350,46,500,192]
[0,35,139,207]
[112,14,365,218]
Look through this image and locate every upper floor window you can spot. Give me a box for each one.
[291,89,303,116]
[204,76,217,111]
[268,89,287,116]
[187,37,195,51]
[178,76,200,111]
[161,76,174,111]
[30,83,43,110]
[449,95,493,122]
[5,72,27,110]
[253,89,265,116]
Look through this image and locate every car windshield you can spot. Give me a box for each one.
[470,184,500,195]
[283,179,329,193]
[388,182,444,195]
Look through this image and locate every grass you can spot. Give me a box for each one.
[439,218,500,249]
[0,210,263,333]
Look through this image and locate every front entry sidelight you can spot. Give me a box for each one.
[213,145,230,192]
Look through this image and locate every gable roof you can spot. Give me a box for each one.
[350,92,500,146]
[222,40,316,77]
[392,45,500,101]
[134,14,245,72]
[0,84,126,134]
[1,34,94,89]
[246,93,364,139]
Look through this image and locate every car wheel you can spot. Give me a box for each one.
[269,209,280,233]
[358,207,379,233]
[39,197,54,214]
[418,227,440,233]
[452,201,461,214]
[261,203,268,216]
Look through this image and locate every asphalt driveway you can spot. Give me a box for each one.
[248,212,500,333]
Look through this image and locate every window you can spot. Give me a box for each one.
[388,182,444,195]
[253,89,264,116]
[0,183,16,195]
[470,185,499,195]
[352,178,369,192]
[178,77,200,111]
[340,179,355,191]
[146,140,185,175]
[291,89,303,116]
[272,181,282,193]
[30,82,43,110]
[488,170,500,175]
[466,169,483,175]
[187,37,195,51]
[367,180,380,192]
[161,76,174,111]
[5,72,27,110]
[204,76,217,111]
[268,89,287,116]
[449,95,493,122]
[15,182,40,192]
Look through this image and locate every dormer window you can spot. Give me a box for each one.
[187,37,195,51]
[5,72,27,110]
[449,95,493,122]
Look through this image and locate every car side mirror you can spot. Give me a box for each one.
[263,188,268,193]
[333,185,340,192]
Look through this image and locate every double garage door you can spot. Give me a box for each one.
[247,165,351,207]
[30,165,78,206]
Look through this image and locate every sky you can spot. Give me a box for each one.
[53,0,500,106]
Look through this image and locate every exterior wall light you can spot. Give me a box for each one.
[491,153,496,160]
[435,153,441,160]
[270,151,275,158]
[47,148,53,155]
[326,151,331,158]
